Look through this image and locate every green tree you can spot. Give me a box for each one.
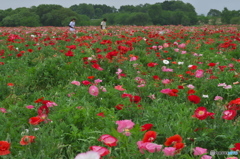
[207,9,222,17]
[35,4,63,25]
[126,12,151,25]
[148,3,163,25]
[230,17,240,24]
[70,3,95,19]
[2,8,40,26]
[42,8,89,26]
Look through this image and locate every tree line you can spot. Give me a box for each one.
[0,1,239,27]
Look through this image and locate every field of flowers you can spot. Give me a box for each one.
[0,25,239,159]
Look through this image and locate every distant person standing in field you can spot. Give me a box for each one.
[69,18,76,32]
[100,18,107,33]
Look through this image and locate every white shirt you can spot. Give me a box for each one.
[101,21,106,29]
[69,21,75,31]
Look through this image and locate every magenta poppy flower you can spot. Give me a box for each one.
[89,85,99,96]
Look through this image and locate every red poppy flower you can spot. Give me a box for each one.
[178,85,184,89]
[141,123,153,131]
[188,65,197,70]
[65,50,74,56]
[164,134,182,146]
[147,62,158,67]
[66,45,76,49]
[87,76,95,79]
[7,83,14,86]
[187,89,196,94]
[97,112,105,117]
[81,80,91,85]
[34,97,44,103]
[152,75,161,80]
[174,142,185,150]
[188,95,201,104]
[222,110,237,120]
[115,104,124,110]
[129,95,141,104]
[0,141,11,155]
[29,116,44,125]
[38,105,49,116]
[142,131,157,143]
[91,63,103,71]
[20,136,36,145]
[230,143,240,151]
[192,107,210,120]
[208,63,216,67]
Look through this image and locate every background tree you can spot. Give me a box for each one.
[207,9,221,17]
[2,8,40,26]
[70,3,95,19]
[126,12,151,25]
[41,8,89,26]
[148,3,163,25]
[35,4,63,25]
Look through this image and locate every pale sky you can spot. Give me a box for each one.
[0,0,239,15]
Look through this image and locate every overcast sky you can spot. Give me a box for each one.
[0,0,239,15]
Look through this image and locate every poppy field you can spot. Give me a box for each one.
[0,25,240,159]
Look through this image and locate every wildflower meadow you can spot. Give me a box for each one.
[0,25,239,159]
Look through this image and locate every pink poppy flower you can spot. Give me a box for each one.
[100,86,107,92]
[94,79,102,84]
[162,66,173,72]
[218,83,227,87]
[163,43,169,48]
[145,142,162,153]
[26,105,35,109]
[178,43,186,49]
[214,96,223,101]
[0,108,7,113]
[74,151,100,159]
[114,85,126,91]
[226,157,238,159]
[46,102,58,107]
[187,84,195,89]
[116,120,135,136]
[201,155,212,159]
[162,79,171,84]
[193,147,207,155]
[71,81,80,86]
[148,94,156,100]
[162,147,176,156]
[130,56,137,61]
[89,85,99,96]
[137,141,162,154]
[160,88,172,94]
[116,68,123,79]
[224,85,232,89]
[174,48,179,52]
[195,69,204,78]
[181,51,187,54]
[98,134,118,147]
[89,146,110,157]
